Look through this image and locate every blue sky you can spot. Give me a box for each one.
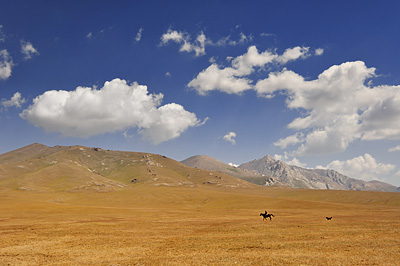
[1,0,400,186]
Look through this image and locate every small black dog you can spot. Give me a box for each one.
[326,217,332,220]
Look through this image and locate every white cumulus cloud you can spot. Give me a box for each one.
[224,32,254,46]
[187,64,252,95]
[160,29,206,57]
[319,154,396,182]
[0,49,13,80]
[231,46,277,75]
[188,45,321,95]
[1,92,25,109]
[273,153,307,168]
[0,25,5,42]
[256,61,400,155]
[359,93,400,141]
[21,41,39,60]
[21,78,204,144]
[276,46,310,64]
[223,131,237,145]
[315,48,324,56]
[274,132,304,149]
[389,145,400,152]
[160,29,259,57]
[139,103,201,144]
[135,27,143,42]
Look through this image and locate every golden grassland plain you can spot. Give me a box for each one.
[1,185,400,266]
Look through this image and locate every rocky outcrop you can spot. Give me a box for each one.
[239,155,398,192]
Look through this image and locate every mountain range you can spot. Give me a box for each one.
[181,155,399,192]
[0,143,398,193]
[0,143,254,193]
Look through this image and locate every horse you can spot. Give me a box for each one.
[260,213,275,221]
[326,217,332,220]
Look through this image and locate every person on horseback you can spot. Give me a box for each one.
[260,210,274,221]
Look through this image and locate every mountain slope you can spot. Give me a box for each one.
[239,155,398,192]
[180,155,266,185]
[0,144,256,193]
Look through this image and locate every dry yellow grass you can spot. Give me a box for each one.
[1,186,400,265]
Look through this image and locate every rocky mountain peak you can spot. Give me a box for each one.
[239,154,398,192]
[262,155,276,163]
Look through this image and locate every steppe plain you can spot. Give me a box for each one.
[1,144,399,265]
